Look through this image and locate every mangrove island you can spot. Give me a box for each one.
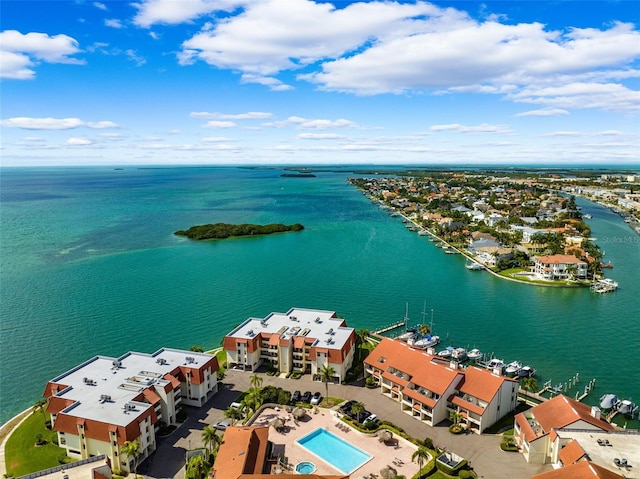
[174,222,304,240]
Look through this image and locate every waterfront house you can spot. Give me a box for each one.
[223,308,356,383]
[43,348,219,473]
[514,394,615,464]
[532,254,588,281]
[531,461,626,479]
[364,338,518,433]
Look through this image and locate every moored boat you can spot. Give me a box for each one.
[518,366,536,378]
[452,347,467,361]
[397,327,418,342]
[465,261,484,270]
[438,346,454,358]
[599,393,619,410]
[413,334,440,349]
[505,361,522,376]
[467,349,483,361]
[486,358,505,372]
[616,399,638,418]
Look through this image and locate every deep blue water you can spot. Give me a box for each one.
[1,166,639,426]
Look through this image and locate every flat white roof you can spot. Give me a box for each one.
[50,348,212,426]
[227,307,353,350]
[554,428,640,477]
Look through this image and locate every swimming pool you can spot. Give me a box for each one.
[296,428,372,474]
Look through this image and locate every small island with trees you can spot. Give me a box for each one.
[175,222,304,240]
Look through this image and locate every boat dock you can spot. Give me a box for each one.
[373,320,407,335]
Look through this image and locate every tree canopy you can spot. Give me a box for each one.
[175,223,304,240]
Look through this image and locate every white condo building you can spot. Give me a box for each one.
[44,348,219,473]
[223,307,356,383]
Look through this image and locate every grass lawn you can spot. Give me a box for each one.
[4,412,69,476]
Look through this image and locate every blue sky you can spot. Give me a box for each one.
[1,0,639,166]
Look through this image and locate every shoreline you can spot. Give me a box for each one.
[0,407,32,477]
[396,211,591,289]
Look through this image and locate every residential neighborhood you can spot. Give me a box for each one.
[350,171,639,286]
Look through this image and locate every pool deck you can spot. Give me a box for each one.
[252,407,420,478]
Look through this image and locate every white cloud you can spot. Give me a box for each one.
[240,74,294,91]
[1,117,85,129]
[297,133,345,140]
[169,0,639,113]
[1,117,120,130]
[510,82,640,113]
[87,121,120,129]
[202,120,237,128]
[515,109,570,117]
[202,136,233,142]
[125,49,146,66]
[190,111,272,120]
[94,2,108,11]
[179,0,433,76]
[132,0,244,28]
[261,116,358,129]
[0,51,35,79]
[0,30,84,64]
[105,19,124,29]
[66,137,94,146]
[430,123,514,134]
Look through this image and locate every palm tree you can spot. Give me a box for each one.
[186,453,208,479]
[449,409,463,426]
[411,447,431,474]
[224,406,243,425]
[351,401,365,421]
[521,377,539,404]
[356,328,369,361]
[319,364,335,406]
[121,439,141,477]
[201,426,220,459]
[249,373,263,389]
[242,387,263,418]
[417,323,430,337]
[32,398,48,420]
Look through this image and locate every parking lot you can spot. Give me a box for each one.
[143,369,550,479]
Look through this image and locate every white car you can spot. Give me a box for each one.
[363,413,378,424]
[310,392,323,405]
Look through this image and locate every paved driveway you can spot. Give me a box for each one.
[144,370,549,479]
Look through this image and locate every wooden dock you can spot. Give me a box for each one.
[373,320,406,335]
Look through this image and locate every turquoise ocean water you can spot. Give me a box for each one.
[1,166,639,426]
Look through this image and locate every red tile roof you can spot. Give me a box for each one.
[558,439,587,465]
[457,366,517,403]
[532,461,625,479]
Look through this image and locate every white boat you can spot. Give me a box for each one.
[467,349,483,361]
[505,361,522,376]
[397,327,417,342]
[583,214,592,219]
[591,278,618,293]
[518,366,536,378]
[616,399,639,418]
[413,334,440,349]
[451,348,467,361]
[438,346,454,358]
[465,261,484,270]
[486,358,505,371]
[599,394,619,410]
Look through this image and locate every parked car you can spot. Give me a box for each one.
[310,392,323,405]
[301,391,312,403]
[339,400,356,414]
[363,413,378,424]
[291,390,301,403]
[356,410,372,424]
[214,420,229,431]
